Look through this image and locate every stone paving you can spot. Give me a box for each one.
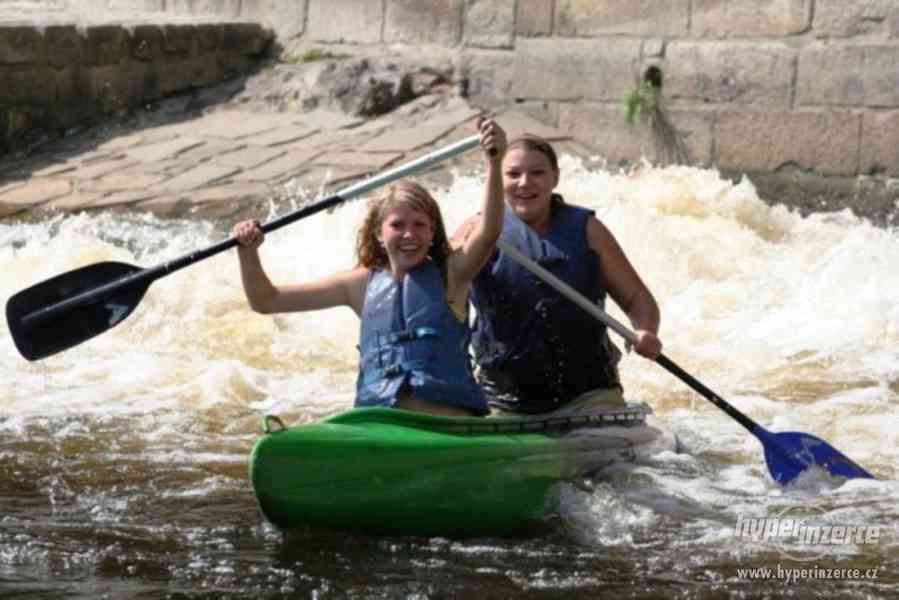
[0,92,585,223]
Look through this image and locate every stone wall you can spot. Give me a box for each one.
[0,2,273,154]
[279,0,899,182]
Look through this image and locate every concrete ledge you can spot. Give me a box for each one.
[734,169,899,228]
[0,20,273,155]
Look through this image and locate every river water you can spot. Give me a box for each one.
[1,159,896,598]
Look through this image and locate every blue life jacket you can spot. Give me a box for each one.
[356,260,488,415]
[470,197,622,413]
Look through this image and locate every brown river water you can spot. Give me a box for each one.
[2,162,896,598]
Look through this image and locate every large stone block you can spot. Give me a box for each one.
[83,25,129,67]
[0,66,53,104]
[0,26,46,65]
[139,63,163,100]
[559,102,713,166]
[798,43,899,107]
[131,25,165,62]
[222,23,271,55]
[195,23,223,54]
[813,0,898,38]
[861,111,899,176]
[190,54,224,87]
[163,24,196,58]
[51,66,89,126]
[158,57,201,94]
[464,0,514,49]
[666,42,795,107]
[692,0,811,38]
[560,102,653,164]
[80,64,147,115]
[45,25,82,69]
[307,0,384,44]
[385,0,462,45]
[516,0,553,37]
[458,49,515,109]
[656,108,713,166]
[716,109,860,176]
[512,38,641,102]
[556,0,689,37]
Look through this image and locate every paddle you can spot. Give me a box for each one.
[495,240,875,485]
[7,134,482,362]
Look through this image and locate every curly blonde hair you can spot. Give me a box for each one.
[355,180,452,277]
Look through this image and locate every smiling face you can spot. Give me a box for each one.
[356,181,451,278]
[502,145,560,229]
[377,203,435,274]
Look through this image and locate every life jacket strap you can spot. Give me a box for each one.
[383,326,438,344]
[361,358,429,384]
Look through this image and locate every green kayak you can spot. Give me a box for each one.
[249,404,666,537]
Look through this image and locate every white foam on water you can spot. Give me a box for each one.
[2,158,896,563]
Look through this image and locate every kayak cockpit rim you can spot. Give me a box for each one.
[259,403,653,435]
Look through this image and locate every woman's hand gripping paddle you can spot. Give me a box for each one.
[7,135,481,361]
[496,240,875,485]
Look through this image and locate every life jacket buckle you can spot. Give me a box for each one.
[388,326,438,343]
[382,364,403,377]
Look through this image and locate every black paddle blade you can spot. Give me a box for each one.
[757,428,875,485]
[6,261,147,361]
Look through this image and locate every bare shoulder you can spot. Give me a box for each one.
[334,265,369,285]
[327,266,368,315]
[585,215,650,309]
[450,213,483,249]
[586,215,623,255]
[343,266,369,305]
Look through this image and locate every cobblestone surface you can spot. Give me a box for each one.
[0,90,581,222]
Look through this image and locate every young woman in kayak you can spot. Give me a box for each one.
[452,133,662,415]
[232,118,507,417]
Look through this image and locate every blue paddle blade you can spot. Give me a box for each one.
[755,427,875,484]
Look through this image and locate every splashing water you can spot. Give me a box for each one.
[1,159,896,597]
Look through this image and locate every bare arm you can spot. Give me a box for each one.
[586,217,662,358]
[447,118,506,297]
[233,220,367,316]
[449,214,481,251]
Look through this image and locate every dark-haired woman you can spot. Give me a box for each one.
[452,134,662,415]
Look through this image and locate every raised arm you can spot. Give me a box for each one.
[449,213,479,251]
[586,217,662,359]
[232,220,367,316]
[447,118,506,289]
